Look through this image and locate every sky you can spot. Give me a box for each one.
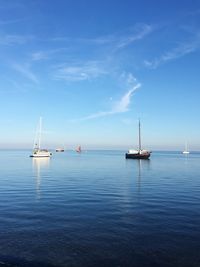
[0,0,200,150]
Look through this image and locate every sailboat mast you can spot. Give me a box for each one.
[138,119,141,152]
[38,117,42,150]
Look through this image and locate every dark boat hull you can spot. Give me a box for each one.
[125,152,150,159]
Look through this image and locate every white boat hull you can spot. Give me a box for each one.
[30,150,51,157]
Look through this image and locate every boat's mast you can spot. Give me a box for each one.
[38,117,42,150]
[138,119,141,153]
[185,141,188,152]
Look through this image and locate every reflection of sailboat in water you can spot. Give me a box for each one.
[135,159,150,193]
[125,156,150,194]
[137,160,142,193]
[32,157,50,199]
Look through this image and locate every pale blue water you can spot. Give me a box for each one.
[0,150,200,267]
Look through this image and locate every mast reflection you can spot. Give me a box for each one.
[126,158,150,193]
[32,157,50,199]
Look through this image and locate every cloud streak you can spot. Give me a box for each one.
[54,61,107,81]
[116,23,153,50]
[31,48,68,61]
[31,51,49,61]
[12,63,39,84]
[74,74,141,121]
[0,34,33,45]
[144,33,200,68]
[51,23,153,52]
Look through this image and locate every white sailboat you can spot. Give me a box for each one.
[30,117,52,158]
[182,142,190,154]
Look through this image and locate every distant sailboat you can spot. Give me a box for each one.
[56,148,64,152]
[76,145,82,153]
[30,117,52,158]
[125,120,151,159]
[183,142,190,154]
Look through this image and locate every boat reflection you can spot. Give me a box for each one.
[32,157,50,199]
[183,151,190,170]
[136,159,150,193]
[126,158,151,193]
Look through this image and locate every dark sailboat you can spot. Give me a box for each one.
[125,120,151,159]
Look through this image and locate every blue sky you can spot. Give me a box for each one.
[0,0,200,150]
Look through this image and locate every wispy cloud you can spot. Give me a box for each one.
[31,48,68,61]
[12,63,39,84]
[54,61,107,81]
[0,34,33,45]
[73,73,141,121]
[116,23,153,50]
[37,23,153,83]
[52,24,153,82]
[51,36,114,45]
[113,84,140,112]
[51,23,153,51]
[144,33,200,69]
[31,51,49,61]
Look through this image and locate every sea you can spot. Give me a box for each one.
[0,150,199,267]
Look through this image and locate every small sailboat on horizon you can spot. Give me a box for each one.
[76,145,82,153]
[125,120,151,159]
[56,148,64,152]
[30,117,52,158]
[182,142,190,154]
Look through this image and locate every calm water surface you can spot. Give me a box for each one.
[0,150,200,267]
